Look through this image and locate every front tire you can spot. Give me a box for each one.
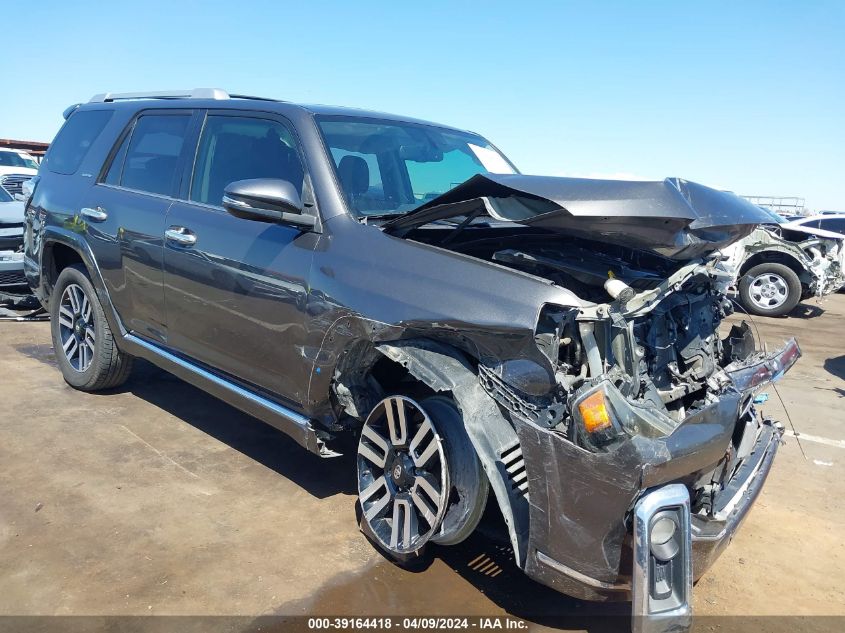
[50,264,133,391]
[356,394,488,563]
[738,263,802,317]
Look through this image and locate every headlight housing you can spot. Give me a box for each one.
[570,384,625,451]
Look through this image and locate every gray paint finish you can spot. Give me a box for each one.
[23,94,797,617]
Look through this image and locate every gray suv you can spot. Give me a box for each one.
[24,89,799,632]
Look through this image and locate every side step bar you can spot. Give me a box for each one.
[122,334,338,457]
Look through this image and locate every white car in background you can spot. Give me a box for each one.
[0,148,39,197]
[784,213,845,238]
[0,184,36,308]
[718,211,845,316]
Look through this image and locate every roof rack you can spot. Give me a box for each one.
[229,94,282,102]
[88,88,230,103]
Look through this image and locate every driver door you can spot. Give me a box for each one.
[163,111,316,407]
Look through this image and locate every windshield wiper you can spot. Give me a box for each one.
[368,213,481,228]
[360,212,411,223]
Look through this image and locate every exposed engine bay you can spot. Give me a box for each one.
[410,226,791,454]
[492,240,731,415]
[382,176,800,447]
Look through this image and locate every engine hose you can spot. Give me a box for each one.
[577,322,604,378]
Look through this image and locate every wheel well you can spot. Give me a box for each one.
[740,251,807,283]
[369,354,440,397]
[330,339,473,424]
[47,242,85,287]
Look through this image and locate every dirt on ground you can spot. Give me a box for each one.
[1,294,844,631]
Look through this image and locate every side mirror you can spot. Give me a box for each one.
[222,179,316,230]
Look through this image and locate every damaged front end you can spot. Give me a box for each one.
[381,174,800,630]
[478,256,798,628]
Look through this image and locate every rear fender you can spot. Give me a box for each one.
[38,227,126,338]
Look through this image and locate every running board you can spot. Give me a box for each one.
[122,334,339,457]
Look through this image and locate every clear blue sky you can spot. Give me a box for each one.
[2,1,843,210]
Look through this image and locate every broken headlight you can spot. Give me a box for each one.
[570,379,677,451]
[570,384,625,451]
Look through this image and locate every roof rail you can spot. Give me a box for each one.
[229,94,282,102]
[88,88,230,103]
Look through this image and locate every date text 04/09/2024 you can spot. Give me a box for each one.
[306,617,528,630]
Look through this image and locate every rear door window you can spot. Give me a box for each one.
[44,110,113,175]
[119,114,191,196]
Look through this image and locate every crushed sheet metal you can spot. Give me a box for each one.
[384,174,775,259]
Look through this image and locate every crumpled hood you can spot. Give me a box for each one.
[384,174,775,260]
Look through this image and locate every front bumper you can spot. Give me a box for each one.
[520,416,782,602]
[0,250,28,290]
[512,339,798,631]
[689,421,781,578]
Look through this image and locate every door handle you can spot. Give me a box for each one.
[80,207,108,222]
[165,226,197,246]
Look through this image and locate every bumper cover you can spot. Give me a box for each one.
[0,250,27,289]
[516,338,796,603]
[690,421,781,578]
[522,418,782,602]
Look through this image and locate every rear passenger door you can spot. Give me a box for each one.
[162,111,316,407]
[81,110,195,343]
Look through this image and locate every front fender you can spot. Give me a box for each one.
[375,340,531,567]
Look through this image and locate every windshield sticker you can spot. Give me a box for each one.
[468,144,515,174]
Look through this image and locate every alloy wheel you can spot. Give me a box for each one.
[748,273,789,310]
[57,283,96,372]
[357,396,449,555]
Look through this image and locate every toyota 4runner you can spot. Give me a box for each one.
[24,89,800,633]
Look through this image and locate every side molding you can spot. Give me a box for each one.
[122,334,338,458]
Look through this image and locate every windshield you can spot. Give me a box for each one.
[0,151,38,170]
[316,115,516,217]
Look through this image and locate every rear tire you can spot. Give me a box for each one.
[50,264,133,391]
[738,263,802,317]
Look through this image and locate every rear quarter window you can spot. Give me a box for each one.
[44,110,113,175]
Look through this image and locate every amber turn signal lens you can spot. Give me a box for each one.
[579,391,612,433]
